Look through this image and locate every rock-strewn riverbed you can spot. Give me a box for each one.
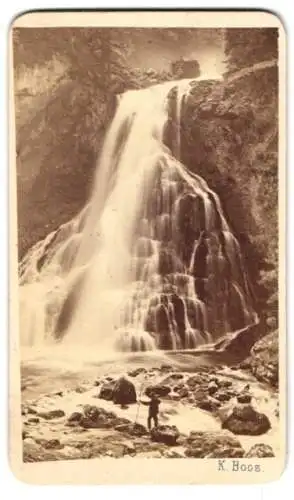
[21,352,279,462]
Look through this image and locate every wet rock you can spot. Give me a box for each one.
[80,405,116,429]
[215,391,232,402]
[145,384,171,397]
[218,379,233,389]
[248,330,279,387]
[194,389,208,402]
[178,387,189,398]
[135,237,154,258]
[154,305,173,349]
[173,382,186,392]
[207,381,218,395]
[177,434,189,446]
[245,443,275,458]
[75,386,88,394]
[150,425,180,446]
[158,249,184,275]
[237,393,252,404]
[27,406,38,415]
[115,422,148,437]
[222,404,271,435]
[170,293,186,344]
[214,323,261,359]
[239,360,251,370]
[99,381,116,401]
[42,439,64,450]
[186,374,206,387]
[197,398,220,413]
[184,431,245,458]
[128,367,147,377]
[21,405,37,416]
[54,272,86,340]
[27,417,40,424]
[66,411,83,426]
[38,409,65,420]
[162,373,184,385]
[112,376,137,405]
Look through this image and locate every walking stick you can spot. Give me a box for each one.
[134,376,147,425]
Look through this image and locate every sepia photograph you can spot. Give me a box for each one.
[9,10,285,484]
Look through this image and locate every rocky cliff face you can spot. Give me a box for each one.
[247,330,279,388]
[176,63,278,328]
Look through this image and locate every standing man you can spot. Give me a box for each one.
[147,392,160,431]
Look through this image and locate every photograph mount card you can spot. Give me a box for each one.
[9,10,286,485]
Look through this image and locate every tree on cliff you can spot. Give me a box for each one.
[225,28,278,74]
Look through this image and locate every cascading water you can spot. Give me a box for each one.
[19,77,257,353]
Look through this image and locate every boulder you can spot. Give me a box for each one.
[222,404,271,435]
[186,374,207,387]
[150,425,180,446]
[178,387,189,398]
[160,364,174,373]
[115,422,148,436]
[217,379,233,389]
[237,393,252,404]
[248,330,279,387]
[197,398,220,413]
[99,381,116,401]
[215,391,232,402]
[173,382,186,392]
[54,391,63,396]
[245,443,275,458]
[66,411,83,427]
[27,417,40,424]
[112,376,137,405]
[128,367,147,377]
[213,323,261,359]
[42,439,64,450]
[80,405,117,429]
[194,389,208,402]
[27,406,38,415]
[161,373,184,385]
[145,384,171,398]
[207,381,218,395]
[184,431,245,458]
[38,409,65,420]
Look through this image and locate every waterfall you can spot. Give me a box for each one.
[19,77,257,352]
